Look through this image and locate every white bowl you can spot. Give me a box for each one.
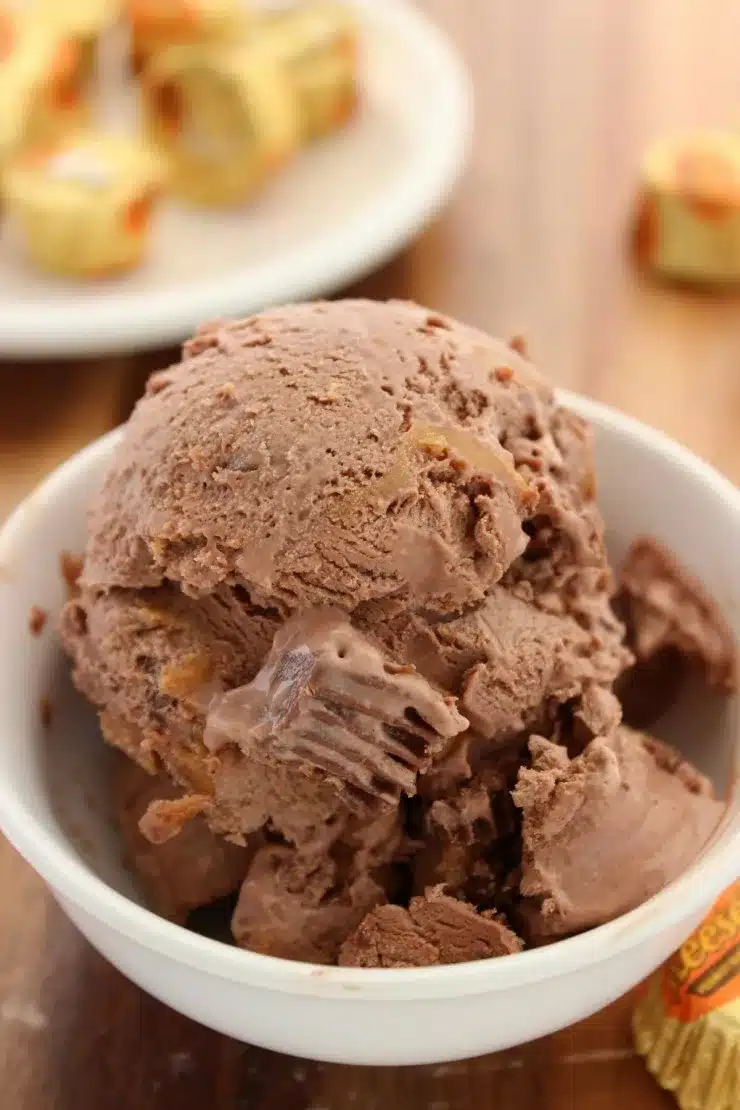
[0,392,737,1066]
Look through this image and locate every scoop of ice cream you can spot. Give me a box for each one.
[512,726,724,939]
[80,300,557,614]
[614,537,737,727]
[113,750,251,923]
[63,301,626,784]
[338,888,523,967]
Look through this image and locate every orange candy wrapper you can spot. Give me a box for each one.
[633,881,740,1110]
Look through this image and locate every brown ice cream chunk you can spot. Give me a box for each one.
[357,582,626,752]
[205,742,353,847]
[339,888,523,967]
[513,727,724,939]
[411,776,504,903]
[354,403,629,746]
[455,589,624,743]
[412,744,524,908]
[504,405,606,585]
[113,754,251,924]
[231,806,405,963]
[204,608,468,807]
[614,537,737,727]
[231,845,385,965]
[571,682,623,743]
[498,405,630,727]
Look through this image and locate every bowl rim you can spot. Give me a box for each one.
[0,390,738,1001]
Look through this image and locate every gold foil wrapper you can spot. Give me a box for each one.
[633,132,740,286]
[143,41,299,204]
[0,10,90,161]
[255,1,359,139]
[130,1,358,142]
[127,0,249,73]
[4,133,166,277]
[633,881,740,1110]
[37,0,121,41]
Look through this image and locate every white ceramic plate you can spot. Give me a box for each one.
[0,0,472,358]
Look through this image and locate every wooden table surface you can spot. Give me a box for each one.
[1,1,739,1106]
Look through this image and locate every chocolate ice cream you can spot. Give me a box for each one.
[59,299,728,967]
[113,747,251,923]
[204,607,469,808]
[513,727,723,939]
[338,888,523,967]
[614,537,737,728]
[80,301,544,611]
[231,804,405,964]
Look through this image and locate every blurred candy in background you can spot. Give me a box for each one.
[0,0,471,355]
[1,1,363,270]
[632,131,740,288]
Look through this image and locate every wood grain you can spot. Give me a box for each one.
[1,1,738,1106]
